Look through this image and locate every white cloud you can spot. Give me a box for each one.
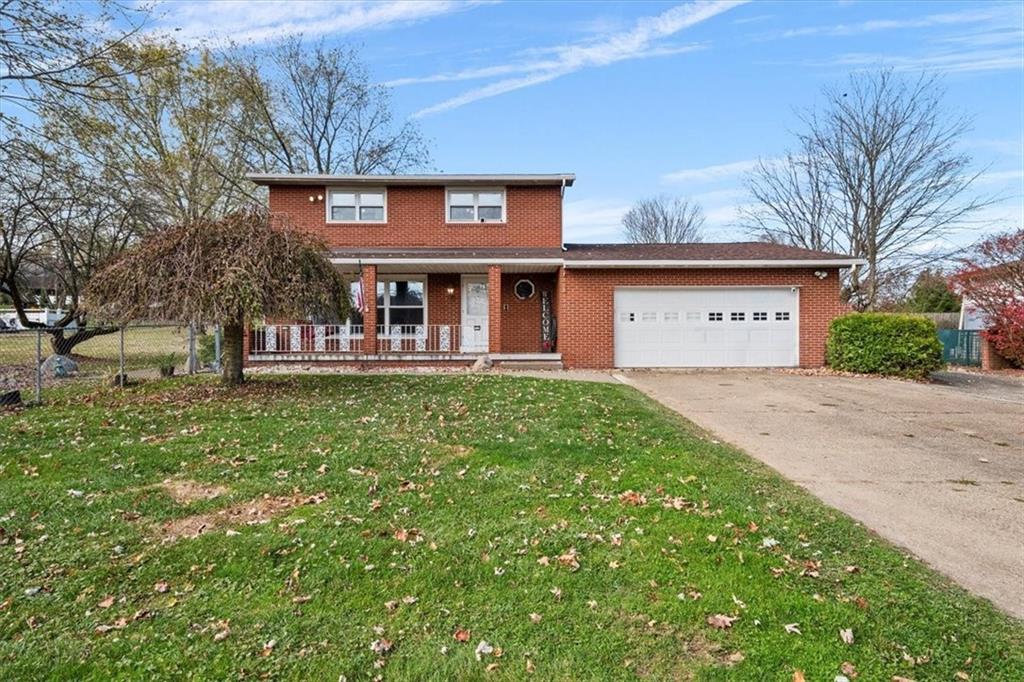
[563,198,631,243]
[148,0,481,46]
[409,1,746,117]
[817,47,1023,74]
[661,159,758,184]
[775,7,1010,40]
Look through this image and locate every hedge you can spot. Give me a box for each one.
[825,313,943,379]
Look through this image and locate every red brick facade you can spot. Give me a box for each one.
[270,185,563,248]
[557,267,845,368]
[252,179,853,369]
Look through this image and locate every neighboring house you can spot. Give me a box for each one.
[958,297,987,331]
[0,308,74,330]
[245,173,863,369]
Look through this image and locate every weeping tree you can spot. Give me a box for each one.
[85,208,349,385]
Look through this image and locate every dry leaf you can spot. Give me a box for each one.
[98,596,115,609]
[706,614,737,629]
[792,671,806,682]
[784,623,801,635]
[840,628,854,645]
[475,640,494,661]
[453,628,471,642]
[370,638,393,655]
[841,661,857,677]
[526,658,535,674]
[529,613,542,624]
[153,581,169,593]
[618,490,647,506]
[261,639,276,657]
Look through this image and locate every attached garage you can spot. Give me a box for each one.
[613,286,799,368]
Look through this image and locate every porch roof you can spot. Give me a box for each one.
[328,247,563,273]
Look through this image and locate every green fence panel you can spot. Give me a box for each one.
[937,329,981,366]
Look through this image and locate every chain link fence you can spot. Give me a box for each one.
[0,324,222,406]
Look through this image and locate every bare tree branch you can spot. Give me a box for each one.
[742,69,997,309]
[623,196,705,244]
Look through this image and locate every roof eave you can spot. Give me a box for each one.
[246,173,576,187]
[562,259,866,269]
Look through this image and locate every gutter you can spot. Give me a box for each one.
[561,258,868,269]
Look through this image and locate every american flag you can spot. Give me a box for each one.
[354,279,365,312]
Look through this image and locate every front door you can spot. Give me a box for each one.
[461,275,489,352]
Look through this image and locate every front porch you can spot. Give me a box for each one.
[246,260,560,365]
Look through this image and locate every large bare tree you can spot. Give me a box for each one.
[740,150,840,253]
[623,196,705,244]
[49,43,265,228]
[0,0,167,146]
[1,136,146,353]
[234,37,430,175]
[743,70,992,309]
[86,208,350,385]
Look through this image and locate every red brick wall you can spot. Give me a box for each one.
[499,273,556,353]
[488,266,502,353]
[426,273,461,329]
[558,267,845,369]
[269,185,563,248]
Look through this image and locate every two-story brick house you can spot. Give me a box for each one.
[246,173,862,369]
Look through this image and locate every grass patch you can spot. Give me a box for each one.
[1,374,1021,680]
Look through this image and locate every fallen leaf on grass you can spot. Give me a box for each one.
[840,628,854,644]
[370,638,393,655]
[261,639,276,657]
[792,671,805,682]
[840,661,857,677]
[784,623,801,635]
[453,628,471,642]
[618,490,647,506]
[706,614,737,629]
[475,640,494,661]
[98,596,115,609]
[292,595,311,604]
[153,581,169,593]
[529,613,542,623]
[557,549,580,571]
[526,658,535,674]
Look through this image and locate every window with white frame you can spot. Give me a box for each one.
[446,188,505,222]
[327,188,386,222]
[376,278,426,331]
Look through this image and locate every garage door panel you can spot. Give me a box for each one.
[614,287,798,368]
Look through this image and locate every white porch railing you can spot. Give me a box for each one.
[249,323,485,355]
[374,324,465,354]
[250,324,364,354]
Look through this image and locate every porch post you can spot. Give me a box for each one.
[488,264,502,354]
[362,265,377,354]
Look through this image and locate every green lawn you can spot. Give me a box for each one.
[1,375,1021,680]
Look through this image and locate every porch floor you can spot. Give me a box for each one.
[247,352,562,363]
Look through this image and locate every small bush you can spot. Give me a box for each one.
[198,333,218,367]
[826,313,943,378]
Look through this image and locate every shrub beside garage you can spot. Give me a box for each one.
[826,313,943,379]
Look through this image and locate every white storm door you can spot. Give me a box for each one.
[461,275,489,352]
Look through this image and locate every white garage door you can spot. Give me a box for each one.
[613,287,799,368]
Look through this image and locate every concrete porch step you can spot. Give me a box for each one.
[493,359,564,370]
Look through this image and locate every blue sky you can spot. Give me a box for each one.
[147,1,1023,246]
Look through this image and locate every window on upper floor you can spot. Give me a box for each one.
[327,188,386,223]
[446,188,505,223]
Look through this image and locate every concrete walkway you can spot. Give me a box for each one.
[620,369,1024,619]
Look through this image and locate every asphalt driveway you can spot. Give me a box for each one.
[620,369,1024,618]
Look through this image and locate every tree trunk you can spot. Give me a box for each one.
[49,326,118,355]
[221,323,245,386]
